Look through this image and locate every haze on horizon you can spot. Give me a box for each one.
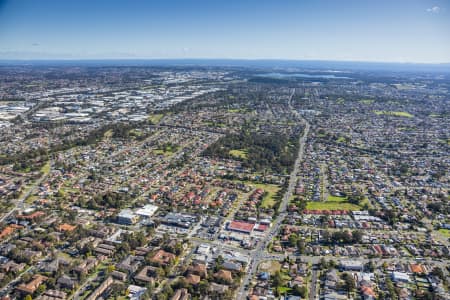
[0,0,449,64]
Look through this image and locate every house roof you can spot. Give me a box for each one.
[410,263,424,274]
[17,275,48,294]
[150,249,175,265]
[185,274,201,285]
[214,269,233,283]
[58,223,76,232]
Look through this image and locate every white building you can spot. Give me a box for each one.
[136,204,159,218]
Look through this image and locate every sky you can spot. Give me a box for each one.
[0,0,449,63]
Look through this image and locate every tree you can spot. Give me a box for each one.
[198,280,208,295]
[107,265,115,274]
[289,233,298,247]
[321,230,331,243]
[295,197,307,212]
[293,284,307,297]
[328,259,336,268]
[272,271,284,288]
[341,273,355,296]
[319,258,328,269]
[366,260,375,272]
[431,267,444,281]
[352,230,363,243]
[214,255,224,272]
[384,209,398,225]
[342,231,353,244]
[37,284,46,294]
[297,239,306,254]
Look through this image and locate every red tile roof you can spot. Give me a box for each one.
[228,221,254,233]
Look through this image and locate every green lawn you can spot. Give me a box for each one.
[154,144,179,156]
[429,114,441,118]
[336,136,346,143]
[240,181,281,209]
[103,129,113,139]
[229,149,248,160]
[228,108,254,114]
[255,183,281,209]
[306,195,360,211]
[360,99,374,104]
[25,195,39,204]
[227,108,249,113]
[306,202,360,210]
[148,113,164,124]
[438,229,450,238]
[40,161,51,175]
[327,195,347,202]
[203,121,226,127]
[373,110,414,118]
[129,129,145,138]
[277,286,292,294]
[154,149,172,156]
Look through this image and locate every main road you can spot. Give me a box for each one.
[237,89,311,299]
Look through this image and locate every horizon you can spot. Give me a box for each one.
[1,58,450,65]
[1,58,449,73]
[1,0,450,64]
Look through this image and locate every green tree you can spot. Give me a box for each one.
[352,230,363,243]
[272,271,284,288]
[341,273,355,296]
[293,285,307,297]
[319,258,328,269]
[289,233,298,247]
[296,239,306,254]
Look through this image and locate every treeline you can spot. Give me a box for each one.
[85,191,132,210]
[203,130,299,174]
[321,230,363,244]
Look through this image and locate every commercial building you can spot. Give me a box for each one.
[117,209,139,225]
[136,204,159,218]
[227,221,254,234]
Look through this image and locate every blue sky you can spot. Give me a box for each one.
[0,0,449,63]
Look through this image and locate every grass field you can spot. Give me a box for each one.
[393,83,415,90]
[148,113,164,124]
[327,195,347,202]
[25,195,39,204]
[360,99,374,104]
[40,161,51,175]
[227,108,249,113]
[429,114,442,118]
[229,149,248,160]
[277,286,292,294]
[374,110,414,118]
[103,129,113,139]
[154,143,179,156]
[154,149,173,156]
[306,195,361,211]
[256,183,281,209]
[336,136,346,143]
[242,181,281,209]
[438,229,450,238]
